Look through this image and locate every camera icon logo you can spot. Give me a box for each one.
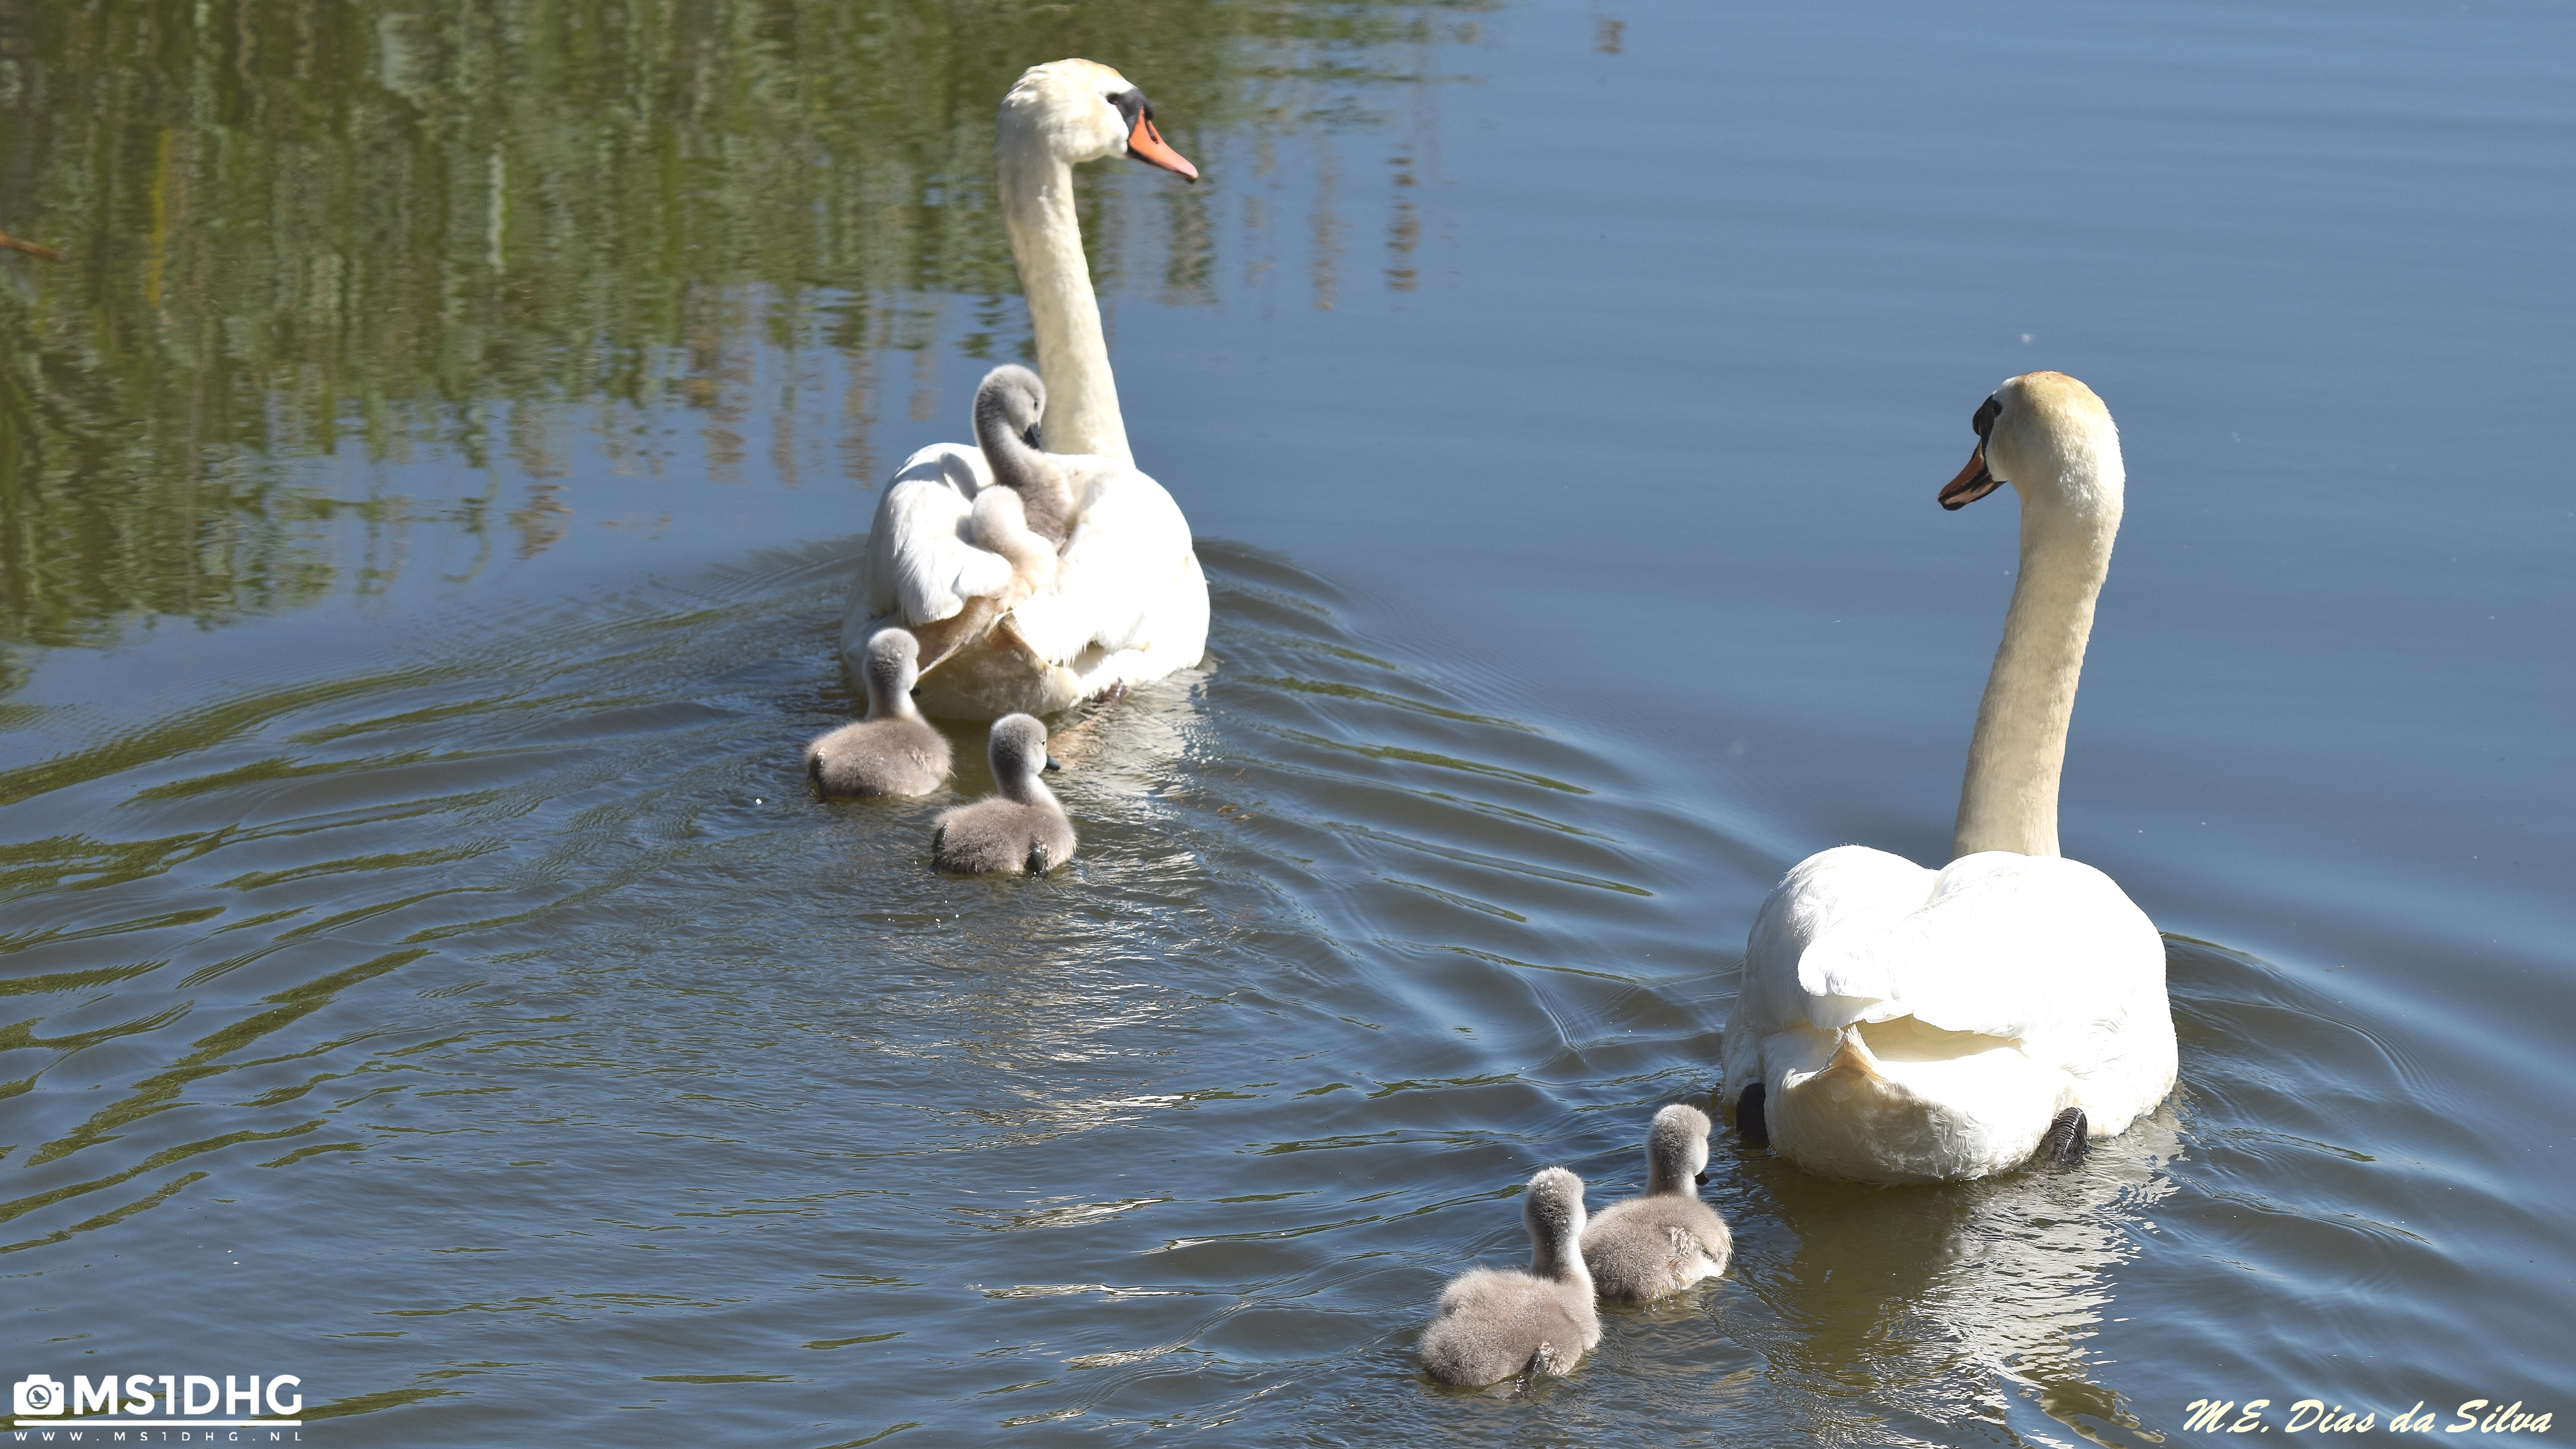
[13,1374,67,1416]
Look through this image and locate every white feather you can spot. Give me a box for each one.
[856,444,1009,626]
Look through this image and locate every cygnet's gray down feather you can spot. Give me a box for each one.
[1580,1103,1732,1302]
[972,364,1078,545]
[931,714,1075,875]
[806,628,951,797]
[1419,1167,1599,1386]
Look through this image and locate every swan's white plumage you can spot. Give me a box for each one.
[857,443,1010,626]
[1722,845,2174,1183]
[1010,459,1209,670]
[845,440,1207,720]
[1719,372,2177,1184]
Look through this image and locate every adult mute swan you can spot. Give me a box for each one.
[840,60,1212,720]
[1719,371,2178,1185]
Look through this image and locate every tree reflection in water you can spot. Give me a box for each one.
[0,0,1482,646]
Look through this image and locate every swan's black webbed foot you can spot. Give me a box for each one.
[2038,1107,2088,1166]
[1736,1083,1769,1148]
[1025,841,1051,875]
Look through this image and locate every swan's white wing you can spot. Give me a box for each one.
[1721,846,1933,1097]
[856,442,1009,625]
[1007,456,1208,678]
[1795,853,2160,1042]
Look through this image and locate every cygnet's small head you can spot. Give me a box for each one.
[987,713,1063,784]
[1522,1166,1587,1245]
[1647,1103,1715,1190]
[999,59,1198,181]
[863,629,921,711]
[1938,371,2124,517]
[975,365,1048,451]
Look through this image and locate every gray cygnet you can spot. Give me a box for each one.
[972,364,1078,547]
[1579,1103,1732,1302]
[930,714,1075,875]
[805,628,950,797]
[1419,1167,1601,1386]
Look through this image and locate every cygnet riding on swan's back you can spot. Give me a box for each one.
[959,365,1076,614]
[842,60,1211,721]
[1720,372,2178,1185]
[973,364,1077,546]
[1419,1168,1600,1387]
[1580,1104,1732,1301]
[931,714,1077,875]
[802,628,950,797]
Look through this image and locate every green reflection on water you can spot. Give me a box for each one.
[0,0,1479,647]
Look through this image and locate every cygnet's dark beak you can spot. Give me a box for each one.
[1022,423,1042,450]
[1694,1171,1709,1186]
[910,687,921,699]
[1044,756,1063,773]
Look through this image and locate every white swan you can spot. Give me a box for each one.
[1718,371,2178,1184]
[840,59,1212,721]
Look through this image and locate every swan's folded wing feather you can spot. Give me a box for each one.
[1723,846,1933,1096]
[1007,458,1197,665]
[1742,847,1934,1033]
[860,443,1009,624]
[1796,853,2161,1045]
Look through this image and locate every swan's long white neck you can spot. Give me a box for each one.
[1951,411,2123,861]
[995,130,1130,467]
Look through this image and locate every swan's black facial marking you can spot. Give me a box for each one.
[1972,394,2002,441]
[1110,86,1199,182]
[1109,88,1152,133]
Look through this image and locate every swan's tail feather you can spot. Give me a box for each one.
[911,597,1002,674]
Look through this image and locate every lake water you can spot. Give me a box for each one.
[3,0,2569,1443]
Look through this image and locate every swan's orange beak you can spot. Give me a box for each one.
[1126,115,1198,182]
[1939,443,2001,510]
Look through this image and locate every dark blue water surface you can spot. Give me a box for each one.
[3,0,2569,1444]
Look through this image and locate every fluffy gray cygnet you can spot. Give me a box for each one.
[971,364,1078,547]
[930,714,1075,875]
[804,628,951,797]
[1418,1167,1601,1386]
[1579,1103,1733,1302]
